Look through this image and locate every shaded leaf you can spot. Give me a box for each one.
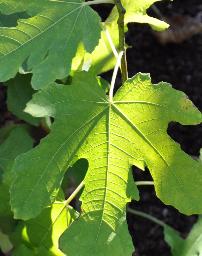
[7,74,40,126]
[60,214,134,256]
[164,216,202,256]
[0,125,33,174]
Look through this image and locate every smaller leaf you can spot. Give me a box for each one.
[0,125,33,174]
[0,125,33,229]
[7,74,40,126]
[164,216,202,256]
[108,0,169,31]
[12,201,72,256]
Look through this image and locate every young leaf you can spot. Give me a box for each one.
[0,0,101,88]
[72,0,169,75]
[108,0,169,31]
[7,74,40,126]
[164,216,202,256]
[10,72,202,252]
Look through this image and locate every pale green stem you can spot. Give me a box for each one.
[114,0,128,83]
[85,0,114,6]
[65,181,85,205]
[135,181,154,186]
[127,208,165,227]
[105,27,119,59]
[109,51,123,101]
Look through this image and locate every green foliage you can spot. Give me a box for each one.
[7,74,40,126]
[10,72,202,254]
[0,125,33,174]
[12,202,71,256]
[0,0,101,89]
[164,216,202,256]
[0,0,201,255]
[109,0,169,30]
[72,0,169,75]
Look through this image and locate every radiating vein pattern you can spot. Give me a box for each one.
[0,0,101,88]
[11,72,202,254]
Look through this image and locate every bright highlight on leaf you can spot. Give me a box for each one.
[10,72,202,254]
[12,201,70,256]
[108,0,169,30]
[0,0,101,89]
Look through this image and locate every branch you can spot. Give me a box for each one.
[114,0,128,83]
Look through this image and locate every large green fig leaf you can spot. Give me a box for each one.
[164,216,202,256]
[10,72,202,254]
[0,0,101,89]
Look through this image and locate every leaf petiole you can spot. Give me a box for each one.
[84,0,114,6]
[127,208,165,227]
[109,51,123,102]
[65,181,85,206]
[135,181,154,186]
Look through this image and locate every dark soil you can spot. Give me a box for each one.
[0,1,201,256]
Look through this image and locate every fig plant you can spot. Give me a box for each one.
[0,0,201,255]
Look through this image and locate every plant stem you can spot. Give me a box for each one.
[127,208,165,227]
[65,181,85,205]
[105,27,119,59]
[110,51,123,101]
[85,0,114,6]
[114,0,128,83]
[135,181,154,186]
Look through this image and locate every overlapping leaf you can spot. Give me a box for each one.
[10,72,202,254]
[72,0,169,75]
[6,74,40,126]
[164,216,202,256]
[12,201,70,256]
[0,125,33,174]
[108,0,169,30]
[0,0,101,88]
[0,125,33,242]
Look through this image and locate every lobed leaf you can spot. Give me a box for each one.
[10,72,202,254]
[0,0,101,88]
